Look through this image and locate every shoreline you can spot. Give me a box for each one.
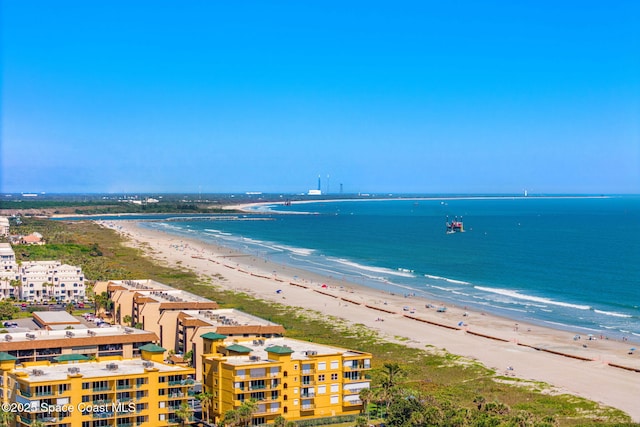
[98,219,640,421]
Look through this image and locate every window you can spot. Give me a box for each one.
[330,361,339,370]
[317,385,326,395]
[330,395,339,404]
[317,362,326,371]
[330,384,339,393]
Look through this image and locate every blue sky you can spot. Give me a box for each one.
[2,1,639,194]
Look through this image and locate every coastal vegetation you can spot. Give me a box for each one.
[8,216,636,426]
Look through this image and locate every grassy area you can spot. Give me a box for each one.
[11,218,636,426]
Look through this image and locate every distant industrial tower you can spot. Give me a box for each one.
[308,175,322,195]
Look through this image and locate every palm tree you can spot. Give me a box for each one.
[196,391,214,422]
[273,415,286,427]
[65,302,75,314]
[382,362,403,389]
[359,388,373,420]
[123,315,132,327]
[0,410,15,427]
[175,402,193,427]
[222,409,240,427]
[237,399,258,427]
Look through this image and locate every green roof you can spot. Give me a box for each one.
[0,352,17,361]
[224,344,252,354]
[265,345,294,355]
[54,354,90,362]
[139,344,166,353]
[200,332,227,341]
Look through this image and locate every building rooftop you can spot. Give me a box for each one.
[32,311,80,326]
[181,308,283,328]
[220,337,370,366]
[13,358,193,383]
[107,279,182,292]
[1,325,157,351]
[0,243,15,256]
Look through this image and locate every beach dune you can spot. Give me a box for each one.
[99,219,640,421]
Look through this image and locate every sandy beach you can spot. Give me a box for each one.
[98,219,640,421]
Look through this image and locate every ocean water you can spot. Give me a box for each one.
[107,197,640,340]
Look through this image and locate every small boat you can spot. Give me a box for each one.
[446,216,464,234]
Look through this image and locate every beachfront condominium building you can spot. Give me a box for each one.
[202,336,372,425]
[0,323,159,365]
[0,344,195,427]
[171,308,285,378]
[0,217,9,237]
[96,279,219,329]
[19,260,85,303]
[0,243,19,299]
[0,244,86,302]
[98,279,286,378]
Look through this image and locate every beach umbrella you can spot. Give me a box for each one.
[321,284,328,288]
[630,347,636,352]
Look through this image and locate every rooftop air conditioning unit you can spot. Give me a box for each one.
[68,367,80,374]
[66,330,75,337]
[26,333,36,340]
[143,361,154,369]
[4,335,12,342]
[106,363,118,371]
[87,330,96,336]
[124,327,133,334]
[249,356,261,361]
[32,369,44,376]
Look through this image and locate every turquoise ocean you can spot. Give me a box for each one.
[87,196,640,341]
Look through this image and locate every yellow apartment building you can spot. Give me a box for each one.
[0,344,195,427]
[202,336,371,425]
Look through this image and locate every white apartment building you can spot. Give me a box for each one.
[0,216,9,237]
[0,243,20,299]
[0,244,85,302]
[20,260,86,303]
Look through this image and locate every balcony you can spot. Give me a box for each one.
[343,399,363,407]
[301,404,315,411]
[93,386,111,392]
[117,384,132,390]
[93,412,115,419]
[19,389,32,398]
[301,392,315,398]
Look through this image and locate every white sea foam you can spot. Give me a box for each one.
[271,244,315,256]
[424,274,469,285]
[332,258,415,278]
[474,286,591,310]
[593,309,632,318]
